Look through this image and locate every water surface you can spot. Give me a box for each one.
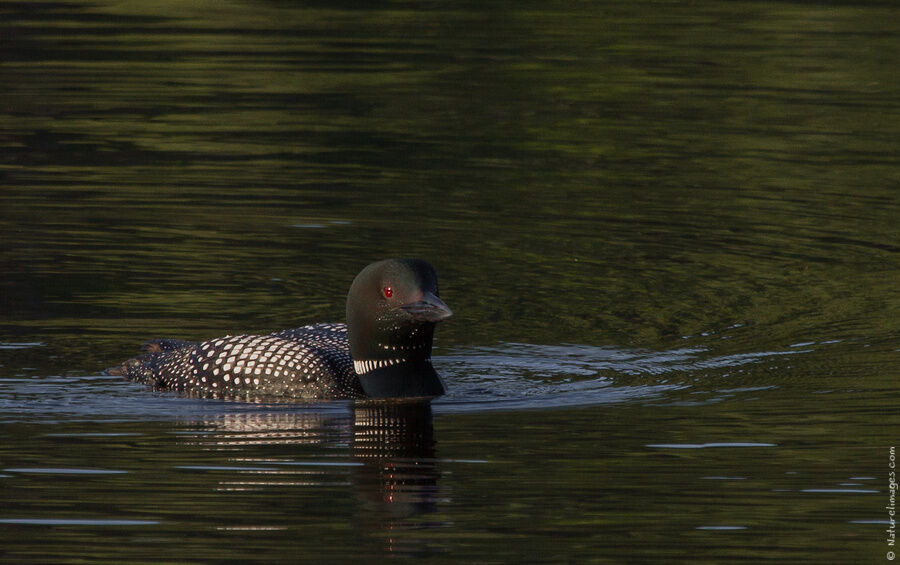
[1,0,898,562]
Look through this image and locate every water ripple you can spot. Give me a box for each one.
[0,343,808,420]
[0,342,45,350]
[646,443,776,449]
[0,518,157,526]
[4,467,128,475]
[434,342,804,413]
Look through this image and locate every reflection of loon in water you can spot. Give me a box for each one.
[181,401,441,521]
[352,401,439,516]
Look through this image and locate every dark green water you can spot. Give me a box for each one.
[1,0,898,562]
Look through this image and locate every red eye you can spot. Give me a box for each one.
[383,286,393,298]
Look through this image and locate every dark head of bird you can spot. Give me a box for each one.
[346,258,452,398]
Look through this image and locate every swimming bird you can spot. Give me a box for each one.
[108,258,452,399]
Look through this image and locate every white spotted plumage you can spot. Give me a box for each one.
[123,323,362,398]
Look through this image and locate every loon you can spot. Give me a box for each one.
[109,258,452,399]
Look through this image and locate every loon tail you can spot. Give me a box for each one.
[142,338,194,353]
[105,338,194,378]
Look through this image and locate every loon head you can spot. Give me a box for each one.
[346,258,452,399]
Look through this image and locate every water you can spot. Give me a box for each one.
[1,0,898,562]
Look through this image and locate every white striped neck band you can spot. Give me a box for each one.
[353,357,431,375]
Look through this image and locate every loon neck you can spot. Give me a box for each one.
[351,335,443,398]
[352,355,444,399]
[349,324,435,374]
